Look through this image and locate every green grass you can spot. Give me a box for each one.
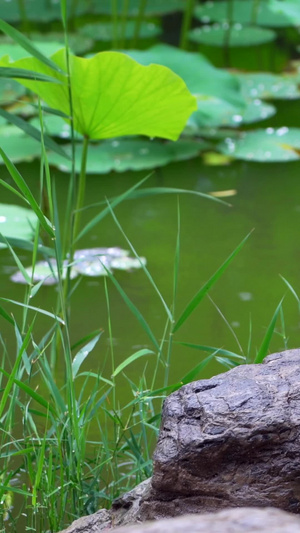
[0,4,292,532]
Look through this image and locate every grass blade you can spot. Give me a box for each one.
[72,332,103,378]
[177,342,245,361]
[76,174,151,242]
[0,146,55,237]
[0,298,65,324]
[103,267,160,351]
[0,108,70,160]
[112,349,154,377]
[0,67,63,83]
[173,231,253,333]
[254,299,283,364]
[0,19,66,75]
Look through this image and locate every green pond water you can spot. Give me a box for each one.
[1,122,300,396]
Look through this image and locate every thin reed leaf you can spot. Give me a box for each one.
[103,267,160,351]
[71,329,103,351]
[0,19,66,74]
[254,299,284,364]
[107,200,172,322]
[180,353,216,384]
[0,178,29,202]
[112,349,154,378]
[0,484,32,497]
[0,321,33,418]
[280,275,300,305]
[0,67,63,83]
[76,175,151,242]
[0,108,70,160]
[72,332,103,378]
[0,235,55,256]
[0,233,31,285]
[176,342,245,361]
[0,447,35,458]
[173,231,253,333]
[0,298,65,324]
[0,147,55,237]
[0,304,14,325]
[0,368,56,414]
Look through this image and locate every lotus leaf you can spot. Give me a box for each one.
[47,139,206,174]
[269,0,300,23]
[236,72,300,100]
[218,127,300,162]
[0,203,38,249]
[0,49,197,141]
[79,21,161,42]
[0,126,41,163]
[0,0,88,23]
[189,97,275,128]
[0,78,26,105]
[11,247,146,284]
[189,25,276,48]
[194,0,299,27]
[0,35,93,60]
[126,44,244,107]
[91,0,185,16]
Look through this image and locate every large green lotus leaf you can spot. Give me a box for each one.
[47,139,206,173]
[0,126,41,163]
[218,127,300,162]
[126,44,244,108]
[91,0,185,16]
[194,0,298,27]
[0,203,38,249]
[236,72,300,100]
[0,0,88,23]
[0,78,26,105]
[189,25,276,47]
[0,49,197,141]
[189,97,275,128]
[79,21,161,42]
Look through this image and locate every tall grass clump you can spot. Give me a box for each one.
[0,5,290,533]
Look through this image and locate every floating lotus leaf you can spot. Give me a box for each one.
[30,115,83,140]
[79,21,161,42]
[189,97,275,129]
[47,139,206,174]
[0,78,26,105]
[194,0,299,27]
[0,41,65,61]
[0,126,41,163]
[0,0,88,23]
[126,44,244,107]
[0,203,38,249]
[0,49,197,141]
[269,0,300,24]
[10,259,78,285]
[189,25,276,47]
[11,247,146,284]
[91,0,185,16]
[218,127,300,162]
[236,72,300,100]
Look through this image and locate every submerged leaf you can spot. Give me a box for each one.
[236,72,300,101]
[0,49,197,141]
[79,21,161,42]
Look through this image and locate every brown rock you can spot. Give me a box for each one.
[141,349,300,519]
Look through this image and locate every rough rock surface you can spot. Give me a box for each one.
[140,349,300,519]
[59,480,151,533]
[115,508,300,533]
[59,350,300,532]
[58,507,300,533]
